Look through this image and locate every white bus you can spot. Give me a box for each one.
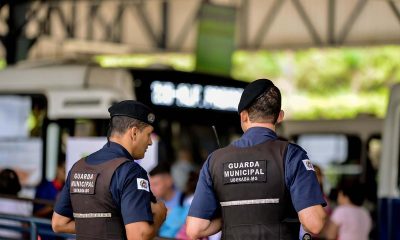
[0,61,246,192]
[0,61,135,190]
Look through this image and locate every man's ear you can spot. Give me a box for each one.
[130,127,139,140]
[240,110,249,124]
[277,110,284,124]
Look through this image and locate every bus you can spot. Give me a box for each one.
[0,61,247,194]
[0,60,247,238]
[0,61,134,190]
[1,61,397,239]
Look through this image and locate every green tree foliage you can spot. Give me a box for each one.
[231,46,400,119]
[294,47,400,95]
[91,46,400,120]
[231,50,282,81]
[0,59,6,70]
[294,48,360,94]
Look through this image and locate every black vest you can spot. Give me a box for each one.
[70,157,129,240]
[209,140,299,240]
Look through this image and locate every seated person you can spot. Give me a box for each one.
[33,161,66,240]
[171,148,196,192]
[0,169,32,239]
[149,164,184,238]
[33,161,65,218]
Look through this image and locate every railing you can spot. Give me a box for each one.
[0,194,75,239]
[0,194,55,206]
[0,213,75,240]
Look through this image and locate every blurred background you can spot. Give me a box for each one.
[0,0,399,239]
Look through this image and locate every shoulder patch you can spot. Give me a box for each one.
[302,159,315,171]
[137,178,150,192]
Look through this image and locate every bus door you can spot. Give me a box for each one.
[378,83,400,240]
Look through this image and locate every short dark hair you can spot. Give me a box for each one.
[247,85,281,123]
[110,116,149,136]
[338,180,365,206]
[149,163,171,177]
[0,169,21,195]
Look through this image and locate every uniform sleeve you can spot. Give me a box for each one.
[285,144,326,212]
[54,171,73,218]
[112,162,153,225]
[188,156,220,220]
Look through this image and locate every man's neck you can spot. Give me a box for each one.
[245,122,276,132]
[109,136,132,156]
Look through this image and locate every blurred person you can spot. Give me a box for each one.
[324,180,372,240]
[171,148,197,192]
[300,164,332,239]
[149,164,185,238]
[33,160,66,240]
[52,100,167,240]
[0,168,32,239]
[176,170,221,240]
[175,170,209,240]
[34,161,66,218]
[186,79,326,240]
[313,165,332,215]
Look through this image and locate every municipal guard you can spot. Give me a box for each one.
[52,100,167,240]
[186,79,326,239]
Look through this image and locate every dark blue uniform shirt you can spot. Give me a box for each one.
[54,142,154,224]
[188,127,326,220]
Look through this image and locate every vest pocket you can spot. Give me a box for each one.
[106,217,125,239]
[76,218,107,239]
[224,223,279,240]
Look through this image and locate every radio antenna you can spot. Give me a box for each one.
[212,125,221,148]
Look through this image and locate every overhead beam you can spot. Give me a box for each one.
[52,5,74,37]
[328,0,336,45]
[0,0,399,63]
[238,0,249,48]
[292,0,322,45]
[171,0,204,50]
[134,2,160,48]
[388,0,400,25]
[160,0,169,49]
[253,0,285,48]
[337,0,368,44]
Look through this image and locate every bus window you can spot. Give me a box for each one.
[295,134,362,193]
[45,119,108,183]
[363,135,381,206]
[368,136,381,172]
[297,134,348,166]
[0,95,47,191]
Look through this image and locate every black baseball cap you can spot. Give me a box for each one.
[108,100,155,126]
[237,79,275,113]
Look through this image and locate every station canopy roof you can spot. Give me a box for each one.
[0,0,399,58]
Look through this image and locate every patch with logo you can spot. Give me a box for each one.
[302,233,312,240]
[223,160,266,184]
[302,159,315,171]
[137,178,150,192]
[70,172,98,195]
[147,113,155,123]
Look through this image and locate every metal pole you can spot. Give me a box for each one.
[30,221,37,240]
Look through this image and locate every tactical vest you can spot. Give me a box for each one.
[209,140,299,240]
[70,157,129,240]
